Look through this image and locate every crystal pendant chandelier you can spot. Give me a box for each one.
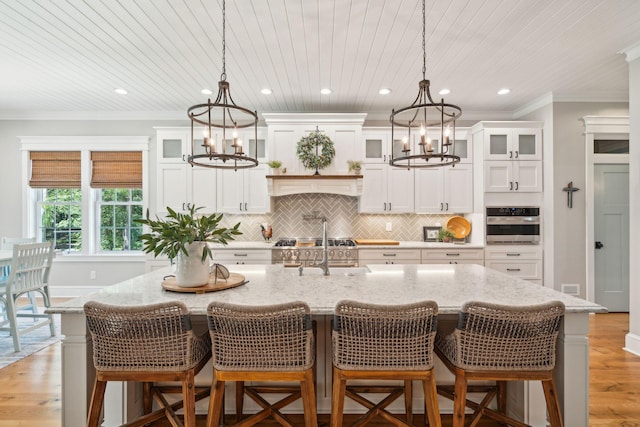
[389,0,462,169]
[187,0,259,170]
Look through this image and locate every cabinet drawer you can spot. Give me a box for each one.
[358,249,421,262]
[484,246,542,260]
[421,248,484,261]
[485,260,542,280]
[211,250,271,263]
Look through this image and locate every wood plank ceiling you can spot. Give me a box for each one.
[1,0,639,120]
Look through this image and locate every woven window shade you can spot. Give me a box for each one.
[91,151,142,188]
[29,151,81,188]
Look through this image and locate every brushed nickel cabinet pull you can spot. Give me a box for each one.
[507,268,521,272]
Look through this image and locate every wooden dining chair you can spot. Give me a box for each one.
[0,237,37,317]
[0,241,55,352]
[435,300,565,427]
[206,301,318,427]
[330,299,442,427]
[84,300,212,427]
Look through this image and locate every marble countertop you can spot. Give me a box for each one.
[211,241,484,249]
[48,264,603,316]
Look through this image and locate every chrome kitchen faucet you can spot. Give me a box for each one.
[311,217,330,276]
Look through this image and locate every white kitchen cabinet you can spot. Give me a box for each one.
[217,165,270,213]
[211,249,271,265]
[424,128,473,164]
[362,129,405,164]
[359,248,421,265]
[415,163,473,213]
[156,128,218,214]
[483,128,542,161]
[359,164,414,213]
[265,114,366,175]
[484,245,542,283]
[484,160,542,193]
[421,248,484,265]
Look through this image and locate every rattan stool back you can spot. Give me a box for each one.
[331,299,441,427]
[84,301,211,427]
[206,301,317,427]
[435,300,565,427]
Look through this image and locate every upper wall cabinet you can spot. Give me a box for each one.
[362,129,405,164]
[483,128,542,161]
[264,113,366,175]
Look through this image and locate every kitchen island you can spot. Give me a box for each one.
[48,264,603,427]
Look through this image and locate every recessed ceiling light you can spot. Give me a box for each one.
[114,88,127,95]
[439,88,450,95]
[379,88,391,95]
[498,88,511,95]
[320,88,332,95]
[201,89,213,95]
[261,88,272,95]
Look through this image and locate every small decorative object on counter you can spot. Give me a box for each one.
[347,160,362,175]
[296,127,335,175]
[260,224,273,242]
[437,228,455,243]
[135,205,242,287]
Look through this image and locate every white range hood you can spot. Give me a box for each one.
[266,175,363,197]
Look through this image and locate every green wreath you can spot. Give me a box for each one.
[296,131,335,171]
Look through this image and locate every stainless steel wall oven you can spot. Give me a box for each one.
[486,207,540,244]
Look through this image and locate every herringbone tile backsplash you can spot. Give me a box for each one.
[219,194,457,242]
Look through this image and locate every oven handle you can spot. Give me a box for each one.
[486,216,540,225]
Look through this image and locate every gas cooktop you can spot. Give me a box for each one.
[273,238,356,247]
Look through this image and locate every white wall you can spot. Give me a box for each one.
[521,102,628,296]
[626,55,640,354]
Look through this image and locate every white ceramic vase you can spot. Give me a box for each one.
[175,241,210,287]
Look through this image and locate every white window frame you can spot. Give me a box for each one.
[20,136,150,257]
[94,188,144,253]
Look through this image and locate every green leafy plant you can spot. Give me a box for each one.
[266,160,282,169]
[347,160,362,172]
[437,228,455,242]
[135,205,242,262]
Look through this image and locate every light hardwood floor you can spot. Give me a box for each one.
[0,313,638,426]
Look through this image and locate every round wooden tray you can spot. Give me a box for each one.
[161,272,247,294]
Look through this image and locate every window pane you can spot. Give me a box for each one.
[594,139,629,154]
[39,189,83,252]
[130,227,143,250]
[132,189,143,202]
[116,189,130,202]
[100,229,114,251]
[114,205,128,227]
[101,189,115,202]
[100,205,114,227]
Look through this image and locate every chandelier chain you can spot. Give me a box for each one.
[422,0,426,79]
[221,0,226,81]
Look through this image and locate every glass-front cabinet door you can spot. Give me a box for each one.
[484,128,541,161]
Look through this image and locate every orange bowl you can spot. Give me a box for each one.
[446,216,471,239]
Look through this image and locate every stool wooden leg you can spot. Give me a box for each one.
[542,379,564,427]
[236,380,245,422]
[182,370,196,427]
[143,382,153,414]
[404,380,413,424]
[497,380,507,416]
[330,368,347,427]
[87,377,107,427]
[452,370,467,427]
[301,368,318,427]
[422,372,442,427]
[207,377,225,427]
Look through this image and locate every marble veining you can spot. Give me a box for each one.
[48,264,603,316]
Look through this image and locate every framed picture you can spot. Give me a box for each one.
[423,226,440,242]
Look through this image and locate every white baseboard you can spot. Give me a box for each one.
[624,332,640,356]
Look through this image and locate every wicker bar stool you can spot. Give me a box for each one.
[331,300,441,427]
[84,301,212,427]
[435,300,565,427]
[206,301,317,427]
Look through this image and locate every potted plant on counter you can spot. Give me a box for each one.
[347,160,362,175]
[136,205,242,287]
[437,228,455,243]
[267,160,283,175]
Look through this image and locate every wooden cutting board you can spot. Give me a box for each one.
[354,239,400,245]
[162,273,247,294]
